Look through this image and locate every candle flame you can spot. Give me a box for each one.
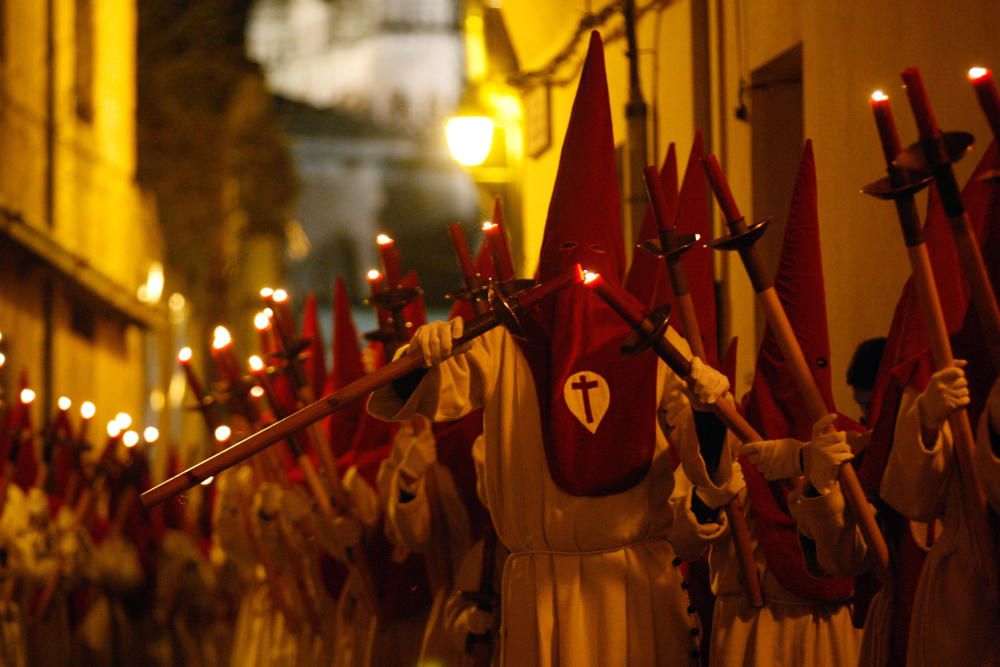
[248,355,265,372]
[80,401,96,420]
[259,287,274,299]
[143,427,159,443]
[366,269,382,281]
[870,89,889,102]
[107,421,122,438]
[115,412,132,429]
[481,221,496,231]
[250,385,265,398]
[272,289,289,304]
[376,233,393,246]
[20,388,36,404]
[969,66,989,81]
[214,425,231,443]
[123,430,140,448]
[177,346,193,363]
[57,396,72,411]
[0,352,6,368]
[201,476,215,486]
[582,270,601,285]
[254,311,271,330]
[212,326,232,349]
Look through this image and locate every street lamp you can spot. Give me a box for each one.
[445,114,495,167]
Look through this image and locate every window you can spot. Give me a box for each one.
[75,0,94,122]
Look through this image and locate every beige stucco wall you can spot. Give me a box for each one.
[501,0,1000,413]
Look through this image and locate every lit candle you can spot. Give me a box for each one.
[8,389,35,462]
[211,326,243,384]
[177,347,207,403]
[367,269,389,329]
[376,234,403,286]
[869,90,902,165]
[482,221,515,282]
[79,401,95,444]
[270,289,296,342]
[254,311,275,356]
[900,67,941,139]
[969,66,1000,140]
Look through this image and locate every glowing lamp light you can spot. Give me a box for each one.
[143,427,159,443]
[80,401,96,420]
[260,287,274,299]
[272,289,289,304]
[870,89,889,103]
[248,355,265,373]
[214,425,232,443]
[20,388,36,404]
[57,396,72,411]
[201,476,215,486]
[115,412,132,429]
[969,66,989,81]
[250,386,265,399]
[254,311,271,330]
[107,421,122,438]
[123,430,140,448]
[446,116,495,167]
[212,326,232,349]
[178,347,193,363]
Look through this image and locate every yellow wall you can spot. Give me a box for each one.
[501,0,1000,413]
[0,1,164,451]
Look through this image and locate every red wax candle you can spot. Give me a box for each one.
[581,272,645,329]
[702,154,742,223]
[482,222,515,282]
[78,402,95,445]
[901,67,941,139]
[869,90,902,164]
[367,269,389,328]
[270,289,296,342]
[210,328,243,385]
[517,263,584,307]
[447,224,477,279]
[254,312,275,356]
[376,234,402,286]
[969,66,1000,140]
[177,347,207,403]
[643,165,676,232]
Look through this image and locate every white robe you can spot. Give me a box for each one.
[370,326,714,667]
[880,387,1000,666]
[672,435,864,667]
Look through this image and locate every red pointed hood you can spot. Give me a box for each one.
[535,31,625,284]
[519,31,658,496]
[301,292,328,399]
[10,370,38,490]
[325,276,366,457]
[48,404,78,499]
[741,140,855,602]
[624,142,677,307]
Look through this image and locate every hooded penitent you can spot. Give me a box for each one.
[741,140,858,601]
[625,142,678,309]
[519,31,659,497]
[301,291,328,399]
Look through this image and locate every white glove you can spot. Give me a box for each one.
[685,357,730,410]
[917,361,970,431]
[802,413,853,494]
[694,461,746,509]
[399,426,437,483]
[739,438,803,481]
[412,318,464,367]
[463,607,496,635]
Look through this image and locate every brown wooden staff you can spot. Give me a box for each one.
[141,269,583,507]
[865,90,996,590]
[702,155,891,581]
[641,166,764,609]
[897,68,1000,369]
[461,527,499,667]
